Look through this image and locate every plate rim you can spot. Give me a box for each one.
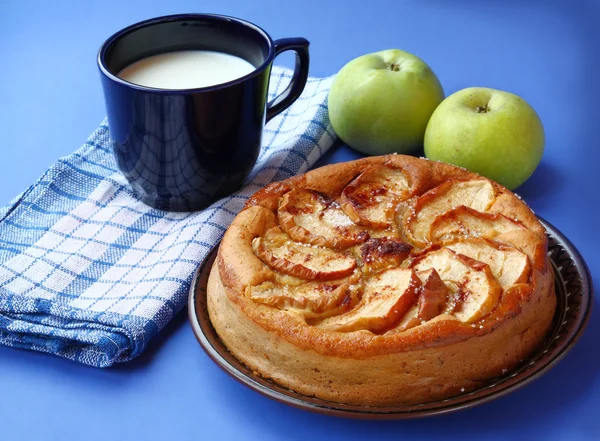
[187,217,593,419]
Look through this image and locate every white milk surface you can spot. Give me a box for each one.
[117,50,256,89]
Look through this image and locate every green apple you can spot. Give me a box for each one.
[424,87,544,190]
[328,49,444,155]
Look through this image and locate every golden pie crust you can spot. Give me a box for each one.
[207,154,555,406]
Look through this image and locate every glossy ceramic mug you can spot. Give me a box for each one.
[98,14,309,211]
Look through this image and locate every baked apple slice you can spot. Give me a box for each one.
[278,189,368,249]
[389,269,449,332]
[359,237,413,275]
[393,305,421,332]
[317,268,421,334]
[416,268,449,320]
[412,248,502,323]
[247,271,362,318]
[429,206,526,242]
[445,238,531,288]
[252,227,356,280]
[494,229,548,272]
[339,164,411,228]
[405,179,496,246]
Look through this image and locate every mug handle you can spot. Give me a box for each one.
[266,37,310,122]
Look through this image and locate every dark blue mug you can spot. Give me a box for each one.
[98,14,309,211]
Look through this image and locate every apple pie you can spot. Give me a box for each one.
[207,154,555,406]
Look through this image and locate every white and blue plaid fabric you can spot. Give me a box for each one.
[0,67,336,367]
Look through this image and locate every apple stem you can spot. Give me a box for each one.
[476,104,490,113]
[388,63,401,72]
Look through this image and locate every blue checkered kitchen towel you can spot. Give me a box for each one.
[0,67,336,367]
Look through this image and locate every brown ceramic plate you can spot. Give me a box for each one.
[188,218,592,419]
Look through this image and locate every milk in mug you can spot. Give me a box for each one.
[117,50,256,89]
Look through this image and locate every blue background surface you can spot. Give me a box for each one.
[0,0,598,439]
